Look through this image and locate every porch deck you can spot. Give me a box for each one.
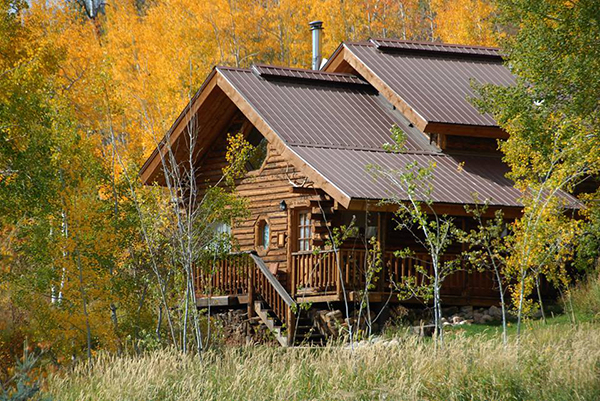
[195,249,500,307]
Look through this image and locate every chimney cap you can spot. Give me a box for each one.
[309,20,323,30]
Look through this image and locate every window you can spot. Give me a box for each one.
[257,220,270,250]
[298,211,312,251]
[207,222,231,252]
[339,211,377,240]
[246,128,268,171]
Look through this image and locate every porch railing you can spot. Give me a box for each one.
[195,249,502,303]
[290,249,496,299]
[194,253,252,297]
[195,252,296,331]
[248,253,296,329]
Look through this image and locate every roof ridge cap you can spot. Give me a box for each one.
[343,41,374,47]
[253,63,361,78]
[369,38,500,52]
[250,64,369,86]
[215,65,253,73]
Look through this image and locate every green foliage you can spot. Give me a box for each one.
[459,199,511,342]
[476,0,600,191]
[0,342,51,401]
[473,0,600,335]
[574,195,600,272]
[0,0,61,222]
[460,202,508,275]
[223,133,256,185]
[370,125,463,342]
[0,2,254,358]
[382,125,408,153]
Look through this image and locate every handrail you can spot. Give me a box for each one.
[248,252,296,308]
[291,249,336,256]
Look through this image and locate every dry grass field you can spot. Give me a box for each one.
[45,321,600,401]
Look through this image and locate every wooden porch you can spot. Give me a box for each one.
[195,248,502,344]
[196,250,499,303]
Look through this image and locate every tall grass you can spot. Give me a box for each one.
[568,270,600,319]
[46,324,600,401]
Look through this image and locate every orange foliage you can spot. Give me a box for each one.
[431,0,498,46]
[26,0,498,169]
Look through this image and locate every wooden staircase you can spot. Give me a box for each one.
[248,253,325,347]
[254,300,325,347]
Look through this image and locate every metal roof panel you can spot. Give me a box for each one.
[289,146,579,208]
[345,42,515,127]
[218,67,437,152]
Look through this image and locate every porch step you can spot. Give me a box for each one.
[292,326,326,346]
[290,312,326,346]
[254,301,289,347]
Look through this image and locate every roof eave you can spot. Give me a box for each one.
[345,198,525,218]
[139,68,219,184]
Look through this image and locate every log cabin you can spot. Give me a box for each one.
[140,23,578,346]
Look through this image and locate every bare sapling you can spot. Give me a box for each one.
[368,126,462,344]
[460,199,510,345]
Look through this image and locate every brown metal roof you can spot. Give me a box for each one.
[343,40,515,127]
[290,146,516,206]
[289,146,579,208]
[216,65,574,208]
[142,61,577,209]
[218,66,436,152]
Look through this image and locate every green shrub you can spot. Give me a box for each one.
[1,343,51,401]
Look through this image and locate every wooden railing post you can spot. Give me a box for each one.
[248,258,255,318]
[290,253,296,297]
[286,305,296,346]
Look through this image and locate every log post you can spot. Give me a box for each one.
[377,212,387,293]
[290,254,296,297]
[288,206,295,297]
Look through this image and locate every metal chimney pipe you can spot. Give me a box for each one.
[309,20,323,70]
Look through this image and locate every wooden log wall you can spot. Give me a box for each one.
[196,116,332,291]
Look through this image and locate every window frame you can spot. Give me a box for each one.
[295,209,312,252]
[254,217,271,255]
[245,128,269,176]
